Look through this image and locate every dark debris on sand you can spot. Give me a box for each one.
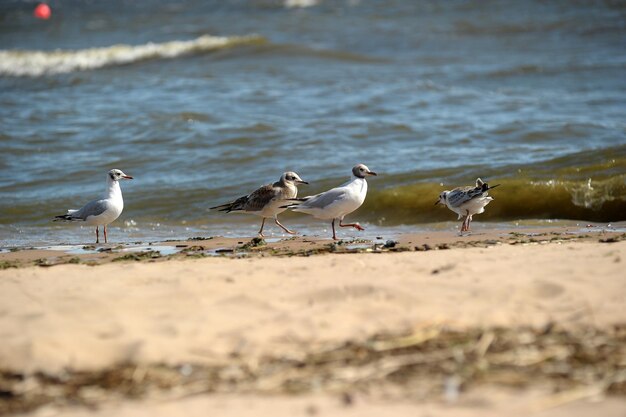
[1,325,624,415]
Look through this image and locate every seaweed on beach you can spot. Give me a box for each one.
[1,325,624,415]
[111,251,162,262]
[599,233,626,243]
[33,258,54,267]
[0,231,622,269]
[238,237,266,250]
[0,261,18,270]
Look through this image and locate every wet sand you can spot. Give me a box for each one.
[1,225,624,268]
[0,226,625,416]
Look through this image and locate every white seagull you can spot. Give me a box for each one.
[210,171,308,237]
[282,164,377,240]
[435,178,500,232]
[54,169,133,243]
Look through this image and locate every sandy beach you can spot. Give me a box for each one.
[1,227,625,416]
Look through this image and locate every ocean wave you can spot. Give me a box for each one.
[0,34,266,77]
[362,175,626,225]
[482,61,626,78]
[3,147,625,226]
[9,173,623,227]
[356,147,626,225]
[284,0,319,8]
[454,20,569,36]
[5,176,625,227]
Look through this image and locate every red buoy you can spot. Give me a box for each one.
[34,3,51,20]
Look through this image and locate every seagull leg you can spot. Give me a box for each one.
[95,226,99,244]
[464,210,471,232]
[332,219,338,240]
[460,210,474,233]
[258,218,266,238]
[339,219,365,231]
[274,217,296,235]
[104,225,108,243]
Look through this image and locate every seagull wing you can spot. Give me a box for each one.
[244,184,281,212]
[67,199,109,221]
[299,187,348,209]
[446,185,484,207]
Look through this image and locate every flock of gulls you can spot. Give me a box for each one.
[54,165,498,243]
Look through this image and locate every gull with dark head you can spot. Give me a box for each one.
[210,171,308,237]
[54,169,133,243]
[282,164,377,240]
[435,178,500,232]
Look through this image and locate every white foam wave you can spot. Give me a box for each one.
[0,34,265,77]
[284,0,319,8]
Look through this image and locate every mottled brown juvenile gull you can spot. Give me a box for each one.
[211,171,308,237]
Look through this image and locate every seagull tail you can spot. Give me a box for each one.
[209,203,233,211]
[53,208,82,221]
[279,197,308,209]
[476,178,501,193]
[210,195,248,213]
[483,183,501,192]
[53,214,73,222]
[209,202,239,213]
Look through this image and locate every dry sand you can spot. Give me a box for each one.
[0,228,625,416]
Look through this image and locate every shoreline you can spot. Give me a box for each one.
[1,224,625,268]
[0,226,625,416]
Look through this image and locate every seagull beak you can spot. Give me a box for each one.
[297,180,309,185]
[434,199,441,206]
[122,175,133,180]
[367,171,377,176]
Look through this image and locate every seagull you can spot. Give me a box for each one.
[282,164,377,240]
[435,178,500,232]
[210,171,308,237]
[54,169,133,243]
